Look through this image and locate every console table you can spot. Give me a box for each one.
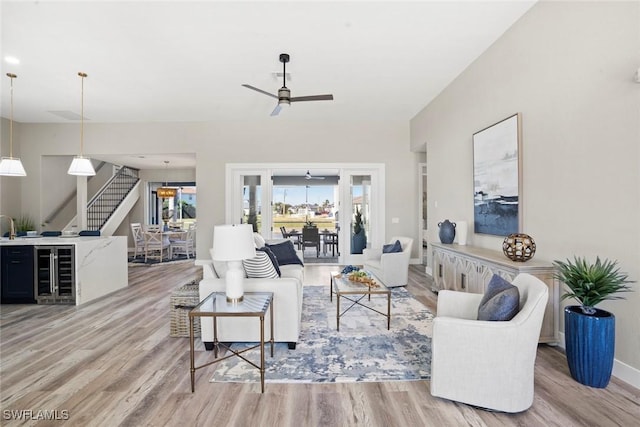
[430,242,558,344]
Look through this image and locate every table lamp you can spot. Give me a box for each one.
[211,224,256,303]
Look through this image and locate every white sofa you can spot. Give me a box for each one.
[362,236,414,287]
[430,273,549,413]
[199,240,304,350]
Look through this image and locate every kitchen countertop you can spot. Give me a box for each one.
[0,236,105,245]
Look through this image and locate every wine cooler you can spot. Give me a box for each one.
[34,245,75,304]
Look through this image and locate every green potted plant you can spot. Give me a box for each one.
[351,207,366,254]
[553,256,634,388]
[15,214,36,233]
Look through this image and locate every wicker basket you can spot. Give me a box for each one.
[170,282,201,337]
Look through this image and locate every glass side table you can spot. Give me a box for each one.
[189,291,274,393]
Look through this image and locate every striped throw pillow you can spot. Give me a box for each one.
[243,252,279,279]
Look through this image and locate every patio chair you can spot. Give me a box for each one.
[301,226,320,257]
[323,232,338,256]
[281,226,301,249]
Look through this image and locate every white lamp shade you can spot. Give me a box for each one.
[0,157,27,176]
[211,224,256,261]
[68,156,96,176]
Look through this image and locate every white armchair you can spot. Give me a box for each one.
[362,236,413,287]
[430,273,549,413]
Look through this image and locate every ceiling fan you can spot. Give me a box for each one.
[305,170,325,180]
[242,53,334,116]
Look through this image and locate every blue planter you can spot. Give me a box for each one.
[351,230,367,254]
[564,306,615,388]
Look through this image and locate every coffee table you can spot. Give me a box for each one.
[189,291,274,393]
[330,271,391,331]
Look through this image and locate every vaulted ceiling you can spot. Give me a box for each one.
[1,1,536,125]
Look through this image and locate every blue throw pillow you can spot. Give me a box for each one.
[257,246,281,277]
[383,240,403,253]
[477,274,520,321]
[266,240,304,266]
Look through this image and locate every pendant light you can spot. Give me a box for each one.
[68,72,95,176]
[157,161,176,198]
[0,73,27,176]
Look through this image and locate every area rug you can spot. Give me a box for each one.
[210,285,432,384]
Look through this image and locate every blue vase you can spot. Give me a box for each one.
[564,306,615,388]
[438,220,456,244]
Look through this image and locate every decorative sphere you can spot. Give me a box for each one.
[502,233,536,262]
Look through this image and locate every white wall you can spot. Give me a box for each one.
[411,1,640,383]
[11,119,419,260]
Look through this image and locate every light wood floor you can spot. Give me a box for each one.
[1,262,638,426]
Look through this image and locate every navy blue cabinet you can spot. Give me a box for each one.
[1,246,36,304]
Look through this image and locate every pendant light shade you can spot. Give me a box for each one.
[157,187,177,198]
[0,157,27,176]
[68,72,95,176]
[68,156,96,176]
[157,160,176,198]
[0,73,27,176]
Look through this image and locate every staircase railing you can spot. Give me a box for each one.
[86,166,140,231]
[42,161,107,227]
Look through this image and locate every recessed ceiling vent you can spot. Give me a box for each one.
[48,110,87,120]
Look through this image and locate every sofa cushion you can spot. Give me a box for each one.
[383,239,403,253]
[477,274,520,321]
[258,246,281,277]
[279,264,304,283]
[253,232,266,248]
[243,251,279,279]
[266,240,304,266]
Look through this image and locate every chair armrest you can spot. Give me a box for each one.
[363,247,382,260]
[436,290,483,320]
[379,250,408,266]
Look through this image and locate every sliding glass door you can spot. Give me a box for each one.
[226,164,384,263]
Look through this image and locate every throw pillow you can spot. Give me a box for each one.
[258,246,281,277]
[383,240,403,253]
[266,240,304,266]
[242,251,279,279]
[477,274,520,321]
[253,232,266,248]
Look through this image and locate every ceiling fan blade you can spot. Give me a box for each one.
[270,104,282,116]
[242,84,278,99]
[291,94,334,102]
[305,170,326,180]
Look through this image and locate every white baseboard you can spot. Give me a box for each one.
[557,332,640,389]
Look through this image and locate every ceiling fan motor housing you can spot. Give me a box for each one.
[278,87,291,106]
